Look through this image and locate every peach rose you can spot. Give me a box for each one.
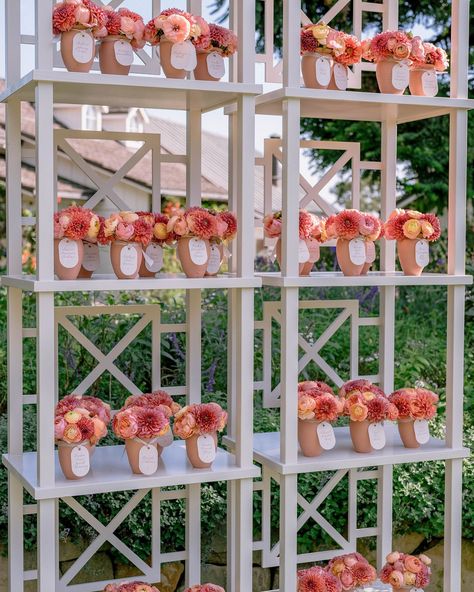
[404,555,422,573]
[402,219,422,240]
[64,410,83,424]
[406,210,423,219]
[388,570,404,588]
[63,423,83,444]
[115,222,135,241]
[55,416,66,439]
[120,211,139,223]
[349,403,368,422]
[419,554,431,566]
[330,559,345,575]
[394,43,410,60]
[92,417,107,440]
[120,16,136,38]
[298,394,316,420]
[104,214,121,237]
[75,5,90,26]
[174,412,196,439]
[58,213,71,228]
[115,411,138,439]
[420,220,434,238]
[362,391,375,401]
[173,218,189,236]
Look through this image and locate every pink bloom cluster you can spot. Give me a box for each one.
[339,380,398,423]
[113,399,170,441]
[184,585,225,592]
[104,583,160,592]
[363,30,413,63]
[380,552,431,589]
[326,30,363,66]
[263,210,325,241]
[55,395,110,445]
[297,565,342,592]
[410,38,449,71]
[325,210,383,241]
[124,390,182,417]
[389,388,439,421]
[52,0,106,36]
[384,209,441,242]
[144,8,209,48]
[206,24,238,57]
[54,206,101,242]
[98,211,154,246]
[326,552,377,590]
[167,207,237,242]
[298,381,343,422]
[98,7,145,49]
[173,403,228,440]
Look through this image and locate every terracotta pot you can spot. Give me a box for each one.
[125,438,163,475]
[159,39,187,79]
[336,238,364,276]
[177,237,210,278]
[298,419,323,457]
[397,238,427,276]
[194,51,223,81]
[301,53,332,89]
[78,240,100,278]
[60,29,95,73]
[349,420,373,453]
[398,419,420,449]
[409,65,438,97]
[54,238,84,280]
[205,243,224,277]
[99,36,132,75]
[185,432,218,469]
[58,441,92,480]
[110,241,142,279]
[376,57,408,94]
[327,63,348,90]
[275,238,308,275]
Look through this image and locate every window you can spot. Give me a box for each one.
[83,105,100,131]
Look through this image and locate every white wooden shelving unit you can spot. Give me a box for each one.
[2,1,472,592]
[2,1,260,591]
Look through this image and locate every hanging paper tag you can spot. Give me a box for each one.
[298,239,310,263]
[171,40,197,71]
[368,422,386,450]
[317,422,336,450]
[349,238,366,265]
[82,242,100,271]
[197,434,216,464]
[391,62,409,90]
[72,32,94,64]
[58,238,79,269]
[414,419,430,444]
[365,240,376,264]
[188,238,208,265]
[70,445,90,477]
[120,244,138,276]
[421,70,438,97]
[156,429,174,448]
[206,52,225,78]
[306,238,320,262]
[114,39,134,66]
[415,239,429,267]
[333,63,348,90]
[138,444,159,475]
[207,244,222,274]
[315,56,331,86]
[144,243,163,272]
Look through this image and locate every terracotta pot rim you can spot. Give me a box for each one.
[100,35,131,43]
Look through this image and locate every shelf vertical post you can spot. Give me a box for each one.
[36,0,54,70]
[237,0,255,83]
[5,0,21,86]
[283,0,301,87]
[37,498,58,591]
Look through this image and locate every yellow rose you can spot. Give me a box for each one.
[362,391,375,401]
[403,571,416,586]
[86,215,100,240]
[153,222,168,240]
[420,220,434,238]
[402,219,422,240]
[311,23,330,44]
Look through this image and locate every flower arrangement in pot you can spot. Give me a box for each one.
[97,7,145,75]
[389,387,438,448]
[206,210,238,276]
[99,211,153,279]
[362,30,414,94]
[144,9,206,78]
[300,22,337,89]
[340,379,398,453]
[194,24,238,81]
[55,394,111,480]
[384,209,441,276]
[135,212,170,277]
[379,552,431,590]
[174,402,228,469]
[167,207,219,278]
[54,206,99,280]
[78,211,102,278]
[326,31,363,91]
[104,582,161,592]
[326,552,377,590]
[184,585,225,592]
[264,209,325,276]
[52,0,106,73]
[409,38,449,97]
[297,565,342,592]
[113,398,171,475]
[325,210,383,276]
[297,380,343,457]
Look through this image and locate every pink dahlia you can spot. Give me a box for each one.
[103,9,121,35]
[298,566,342,592]
[339,379,374,399]
[423,42,449,71]
[193,403,222,434]
[208,23,238,56]
[63,210,91,240]
[300,25,319,55]
[299,210,316,239]
[313,394,339,422]
[263,213,282,238]
[334,210,361,240]
[384,212,411,240]
[191,15,211,50]
[186,208,218,240]
[52,4,77,34]
[185,585,225,592]
[298,380,334,395]
[77,416,95,441]
[352,561,377,584]
[133,218,154,246]
[420,213,441,241]
[218,211,238,241]
[333,32,363,66]
[135,406,169,439]
[83,0,107,30]
[366,396,389,422]
[415,565,431,587]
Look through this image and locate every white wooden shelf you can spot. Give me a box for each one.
[243,425,469,475]
[255,87,474,123]
[0,70,262,111]
[2,441,260,500]
[257,271,473,288]
[1,273,262,292]
[268,584,391,592]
